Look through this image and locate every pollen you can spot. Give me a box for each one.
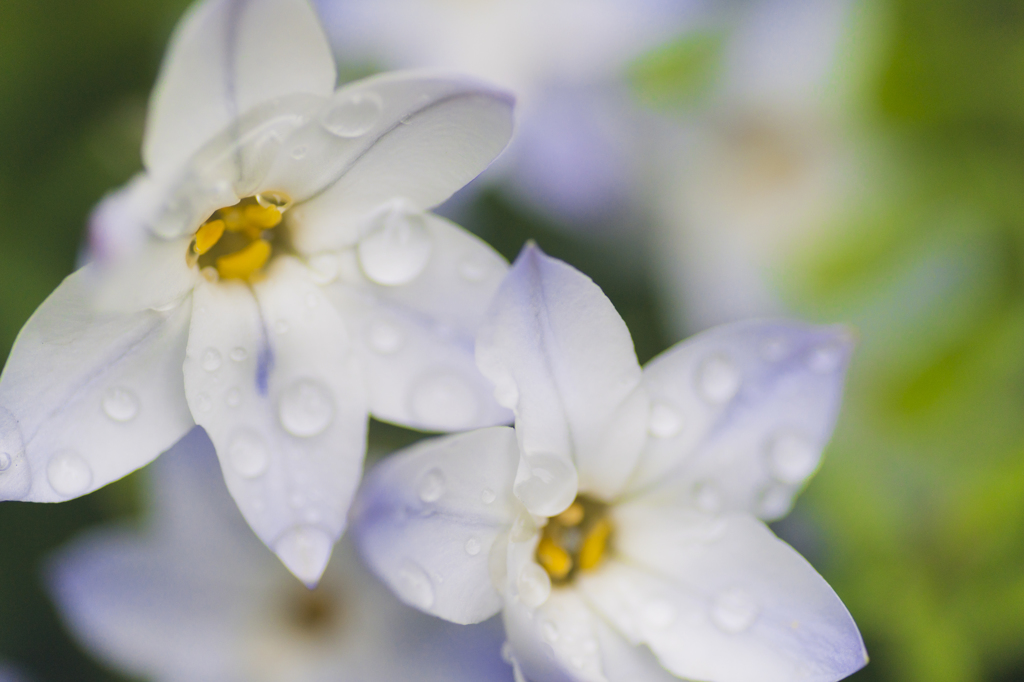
[535,495,613,586]
[189,193,293,282]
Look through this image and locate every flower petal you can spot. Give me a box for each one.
[284,71,515,253]
[628,320,853,520]
[143,0,337,175]
[321,210,511,431]
[580,508,867,682]
[352,427,520,624]
[476,245,644,515]
[183,257,367,586]
[0,268,194,502]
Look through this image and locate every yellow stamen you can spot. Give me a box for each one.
[555,502,585,527]
[244,204,283,229]
[536,537,573,580]
[216,240,271,281]
[222,207,248,231]
[193,220,225,255]
[578,518,612,571]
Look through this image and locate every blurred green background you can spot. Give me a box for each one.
[1,0,1023,681]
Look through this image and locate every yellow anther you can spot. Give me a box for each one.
[193,220,225,255]
[578,518,612,572]
[222,207,248,231]
[555,502,585,527]
[536,537,573,580]
[215,239,271,281]
[244,204,283,229]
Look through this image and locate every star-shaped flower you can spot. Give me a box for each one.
[47,430,514,682]
[0,0,514,584]
[353,245,868,681]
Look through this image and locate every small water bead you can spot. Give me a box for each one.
[366,320,404,355]
[396,560,436,610]
[808,342,845,374]
[228,429,270,479]
[643,600,677,629]
[410,373,479,429]
[501,641,515,664]
[760,336,788,362]
[290,145,308,160]
[693,481,723,514]
[493,380,519,410]
[464,537,482,556]
[648,402,682,438]
[275,526,332,586]
[225,388,242,408]
[201,348,223,372]
[570,656,586,670]
[513,453,576,516]
[767,432,819,484]
[757,485,793,519]
[696,355,741,404]
[542,620,559,643]
[457,256,488,282]
[322,91,383,138]
[711,589,759,634]
[358,207,433,286]
[101,387,139,423]
[47,451,93,497]
[417,468,446,503]
[200,266,220,283]
[481,488,496,504]
[0,452,10,472]
[516,563,552,608]
[307,253,339,285]
[229,347,248,362]
[275,320,290,335]
[195,392,213,412]
[278,379,335,438]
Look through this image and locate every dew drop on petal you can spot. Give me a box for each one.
[760,336,788,362]
[711,589,759,634]
[643,600,677,629]
[195,392,213,412]
[396,560,436,610]
[570,656,585,669]
[307,253,340,285]
[501,641,515,664]
[510,512,536,543]
[417,468,446,503]
[275,526,333,587]
[410,373,479,429]
[101,387,139,423]
[0,452,10,472]
[366,320,404,355]
[457,256,488,282]
[465,537,482,556]
[648,402,682,438]
[481,488,496,504]
[225,388,242,408]
[322,91,383,138]
[542,620,559,642]
[275,320,290,335]
[513,453,575,514]
[358,208,433,286]
[808,342,845,374]
[767,432,819,484]
[757,485,793,519]
[278,379,335,438]
[696,355,741,404]
[693,481,723,514]
[228,429,270,479]
[230,346,248,362]
[47,451,92,497]
[201,348,222,372]
[516,563,551,608]
[201,266,220,284]
[290,145,308,160]
[493,380,519,410]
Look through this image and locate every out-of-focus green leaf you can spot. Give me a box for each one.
[627,30,726,112]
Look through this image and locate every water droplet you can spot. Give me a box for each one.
[255,191,291,209]
[501,641,515,664]
[195,392,213,412]
[648,402,682,438]
[47,451,92,497]
[516,563,551,608]
[643,600,677,629]
[418,468,446,503]
[275,320,290,335]
[290,145,308,160]
[465,537,482,556]
[696,355,740,404]
[510,512,536,542]
[201,266,219,283]
[711,589,759,634]
[494,380,519,410]
[275,526,332,586]
[693,481,723,513]
[761,336,788,362]
[201,348,222,372]
[767,432,819,484]
[808,342,845,374]
[458,256,488,282]
[757,485,793,519]
[278,379,335,438]
[322,91,383,137]
[542,620,559,642]
[228,429,270,479]
[307,253,339,285]
[512,453,576,515]
[0,452,11,472]
[366,320,404,355]
[101,387,139,423]
[225,387,242,407]
[396,560,436,610]
[410,373,479,429]
[229,347,248,362]
[358,205,432,286]
[481,488,496,504]
[570,655,585,669]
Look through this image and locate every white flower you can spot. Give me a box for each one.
[316,0,695,222]
[46,429,514,682]
[0,0,515,585]
[353,245,867,682]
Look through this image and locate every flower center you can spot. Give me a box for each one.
[188,192,294,282]
[535,495,613,585]
[287,585,339,637]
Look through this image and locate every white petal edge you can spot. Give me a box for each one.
[0,268,194,502]
[144,0,336,174]
[183,258,367,585]
[352,427,520,624]
[476,244,645,515]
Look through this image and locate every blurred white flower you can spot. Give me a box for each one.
[648,0,866,333]
[0,665,29,682]
[0,0,516,585]
[47,429,514,682]
[317,0,698,223]
[354,244,867,682]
